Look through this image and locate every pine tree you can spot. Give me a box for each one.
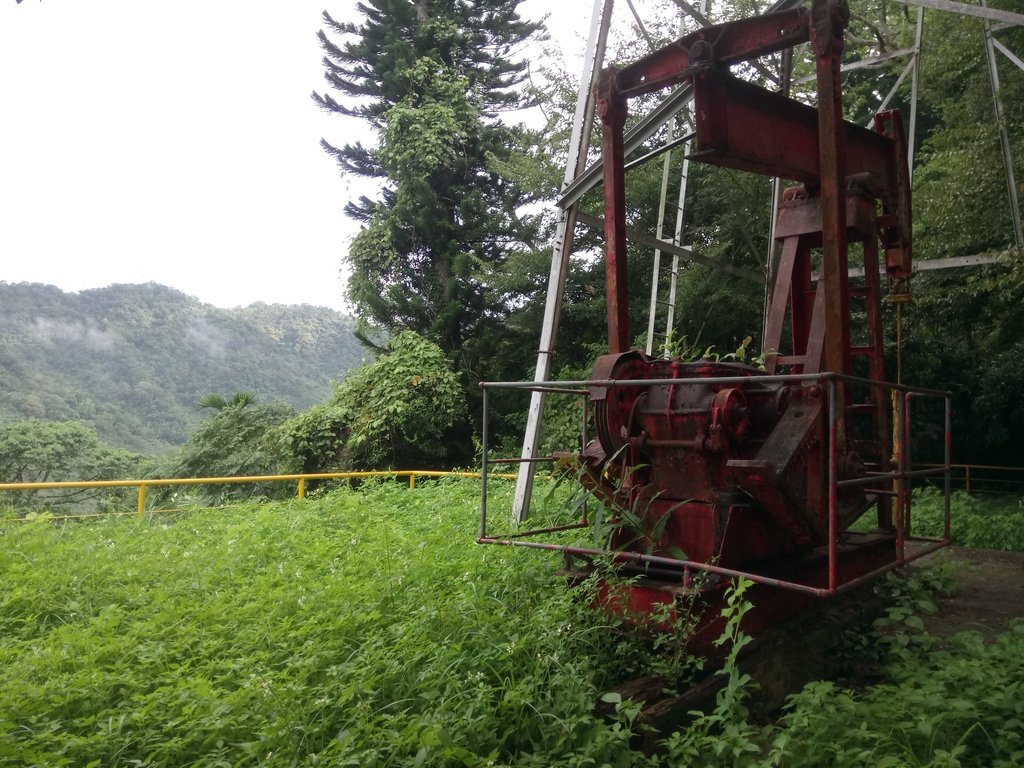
[313,1,543,366]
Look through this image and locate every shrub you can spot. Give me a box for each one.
[279,331,470,472]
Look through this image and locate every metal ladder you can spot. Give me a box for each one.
[644,108,695,358]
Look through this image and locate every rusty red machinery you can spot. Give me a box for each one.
[479,0,951,648]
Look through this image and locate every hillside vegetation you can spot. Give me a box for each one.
[0,282,364,455]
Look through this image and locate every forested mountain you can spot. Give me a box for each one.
[0,282,365,455]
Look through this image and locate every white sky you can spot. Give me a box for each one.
[0,0,593,312]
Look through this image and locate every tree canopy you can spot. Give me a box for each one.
[0,420,147,513]
[6,2,1023,491]
[313,0,545,368]
[157,401,296,504]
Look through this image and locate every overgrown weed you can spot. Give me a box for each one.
[0,479,654,767]
[912,487,1024,550]
[2,479,1022,766]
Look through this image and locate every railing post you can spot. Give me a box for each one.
[944,395,952,543]
[827,377,839,593]
[136,483,147,519]
[965,465,971,494]
[900,392,912,560]
[409,474,416,490]
[297,478,306,499]
[482,385,490,539]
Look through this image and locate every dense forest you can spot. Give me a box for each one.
[311,0,1024,469]
[0,282,364,455]
[1,0,1022,499]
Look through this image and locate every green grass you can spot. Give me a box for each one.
[0,479,663,767]
[910,488,1024,551]
[1,478,1022,767]
[760,623,1024,767]
[664,568,1024,768]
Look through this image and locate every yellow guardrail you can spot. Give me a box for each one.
[3,463,1019,522]
[934,463,1024,494]
[0,470,517,520]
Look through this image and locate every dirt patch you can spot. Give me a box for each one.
[918,546,1024,640]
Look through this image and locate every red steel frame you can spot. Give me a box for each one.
[596,0,911,382]
[478,373,952,598]
[479,0,946,604]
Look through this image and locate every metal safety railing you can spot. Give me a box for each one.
[478,371,953,599]
[0,470,517,521]
[927,463,1024,495]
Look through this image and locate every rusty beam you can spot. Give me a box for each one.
[596,73,631,354]
[810,0,851,378]
[614,7,810,98]
[691,71,892,186]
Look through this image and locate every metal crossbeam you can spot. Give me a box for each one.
[994,37,1024,74]
[841,253,1003,279]
[889,0,1024,27]
[556,0,808,213]
[575,212,761,282]
[794,48,916,86]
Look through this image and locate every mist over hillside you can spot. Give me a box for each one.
[0,282,365,455]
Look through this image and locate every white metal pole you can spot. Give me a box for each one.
[661,1,709,353]
[512,0,613,524]
[981,0,1024,247]
[645,118,677,356]
[907,7,924,187]
[665,108,693,347]
[645,12,691,356]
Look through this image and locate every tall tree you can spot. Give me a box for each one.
[0,420,147,513]
[313,0,544,376]
[158,400,295,503]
